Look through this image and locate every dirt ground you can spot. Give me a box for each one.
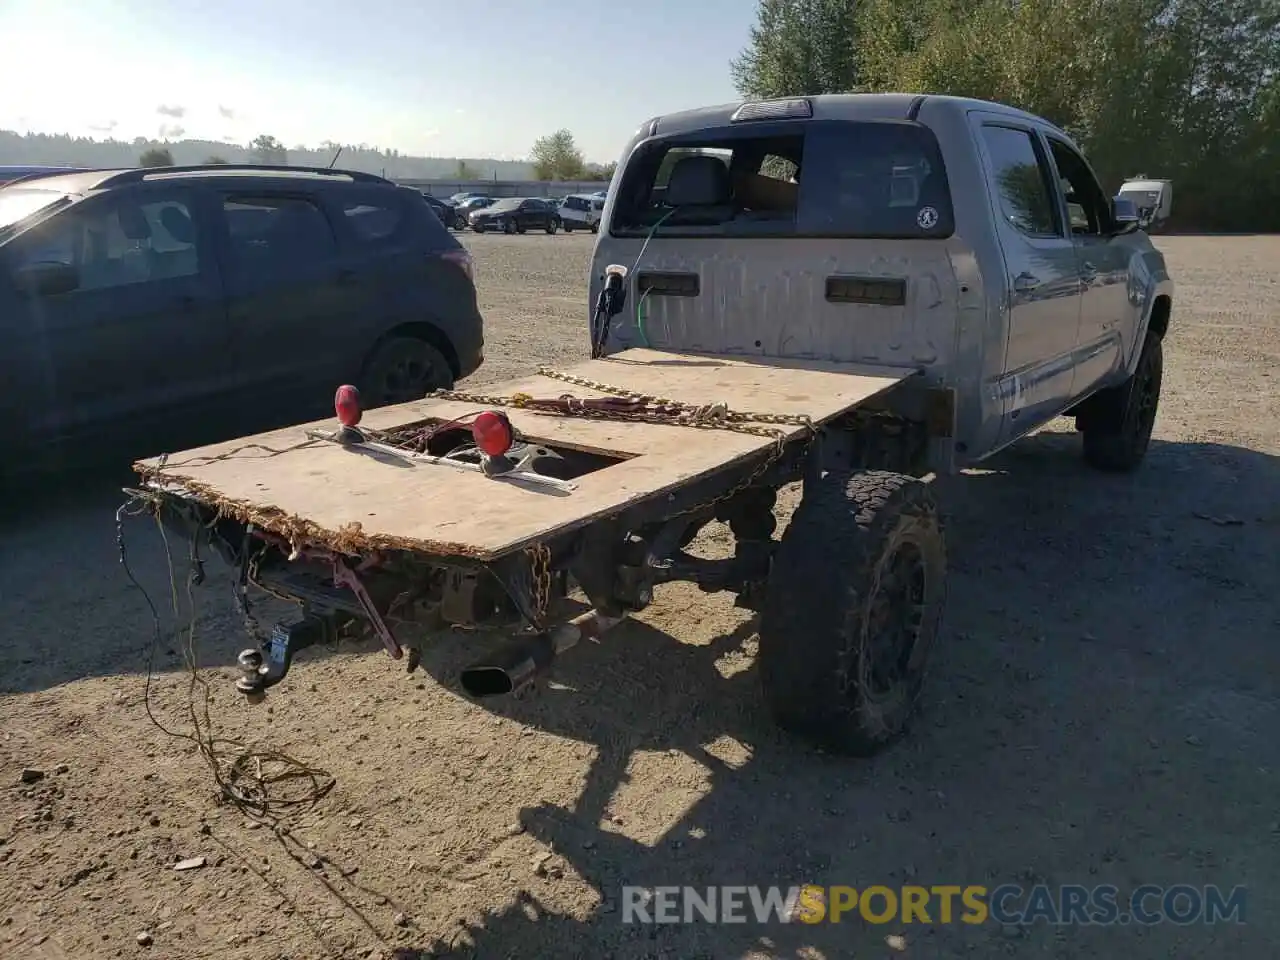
[2,233,1277,960]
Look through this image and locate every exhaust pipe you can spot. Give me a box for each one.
[459,610,624,697]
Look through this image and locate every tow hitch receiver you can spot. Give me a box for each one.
[234,554,402,704]
[235,615,344,704]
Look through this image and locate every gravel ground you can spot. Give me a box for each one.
[1,233,1278,960]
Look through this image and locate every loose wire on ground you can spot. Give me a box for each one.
[115,495,335,818]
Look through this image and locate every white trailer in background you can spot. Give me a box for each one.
[1119,176,1172,230]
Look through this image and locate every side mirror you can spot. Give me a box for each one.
[13,260,80,297]
[1110,197,1141,235]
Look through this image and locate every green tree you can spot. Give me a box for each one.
[731,0,863,97]
[456,159,479,179]
[582,161,616,182]
[138,147,174,167]
[732,0,1280,231]
[530,129,586,180]
[249,134,288,165]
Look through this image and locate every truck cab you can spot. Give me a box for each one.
[590,94,1173,474]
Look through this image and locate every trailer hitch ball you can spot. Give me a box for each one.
[235,648,269,704]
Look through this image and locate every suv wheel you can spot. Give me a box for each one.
[589,222,599,234]
[359,337,454,406]
[545,218,559,235]
[504,219,517,235]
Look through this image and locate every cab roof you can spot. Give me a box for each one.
[645,93,1064,138]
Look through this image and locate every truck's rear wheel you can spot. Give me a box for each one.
[1079,331,1163,472]
[758,470,946,756]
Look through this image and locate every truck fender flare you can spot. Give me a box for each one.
[1124,272,1174,377]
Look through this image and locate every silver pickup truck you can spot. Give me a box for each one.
[131,94,1175,759]
[591,92,1174,474]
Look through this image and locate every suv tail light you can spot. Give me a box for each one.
[441,249,475,284]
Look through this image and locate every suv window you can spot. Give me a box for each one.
[10,191,202,290]
[564,196,590,211]
[612,121,954,239]
[222,195,336,275]
[1045,137,1110,236]
[342,195,407,245]
[979,125,1059,237]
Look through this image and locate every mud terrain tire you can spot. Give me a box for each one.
[1079,331,1163,472]
[758,470,946,756]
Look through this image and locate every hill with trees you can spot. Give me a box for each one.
[0,130,540,180]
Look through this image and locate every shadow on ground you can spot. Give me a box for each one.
[3,432,1278,957]
[400,432,1278,957]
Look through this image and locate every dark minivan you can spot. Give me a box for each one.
[0,164,483,473]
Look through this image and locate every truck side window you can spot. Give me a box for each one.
[979,125,1059,238]
[1045,138,1110,237]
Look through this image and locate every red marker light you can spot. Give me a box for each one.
[335,385,362,427]
[472,410,513,457]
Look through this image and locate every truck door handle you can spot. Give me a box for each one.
[1013,272,1041,293]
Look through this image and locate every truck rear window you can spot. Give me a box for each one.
[611,120,954,240]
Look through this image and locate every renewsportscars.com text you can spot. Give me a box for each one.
[621,884,1247,926]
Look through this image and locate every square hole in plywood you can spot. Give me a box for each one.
[379,416,637,481]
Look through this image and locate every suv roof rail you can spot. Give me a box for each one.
[1,167,99,187]
[95,164,393,188]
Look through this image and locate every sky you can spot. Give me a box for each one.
[0,0,754,162]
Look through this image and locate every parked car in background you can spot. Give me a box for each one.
[421,192,461,228]
[559,193,604,233]
[0,164,484,475]
[447,192,478,205]
[454,196,495,220]
[469,197,561,234]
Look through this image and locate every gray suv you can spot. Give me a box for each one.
[0,164,484,473]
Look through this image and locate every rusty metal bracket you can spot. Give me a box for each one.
[333,558,403,660]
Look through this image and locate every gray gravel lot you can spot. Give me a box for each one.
[1,232,1277,959]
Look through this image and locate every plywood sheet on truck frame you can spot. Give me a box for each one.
[135,349,912,560]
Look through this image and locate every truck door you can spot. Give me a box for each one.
[971,118,1084,443]
[1040,133,1132,395]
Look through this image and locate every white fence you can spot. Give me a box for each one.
[398,179,609,199]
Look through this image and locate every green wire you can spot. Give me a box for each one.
[631,207,676,349]
[637,289,652,347]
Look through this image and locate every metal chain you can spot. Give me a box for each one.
[429,366,816,442]
[523,541,553,627]
[432,364,818,620]
[535,367,817,430]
